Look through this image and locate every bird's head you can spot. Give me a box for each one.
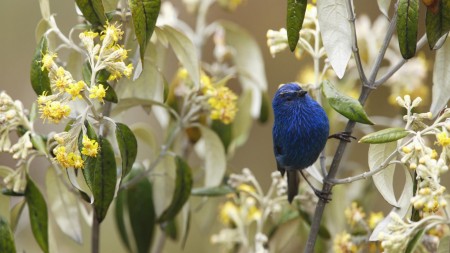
[273,83,308,105]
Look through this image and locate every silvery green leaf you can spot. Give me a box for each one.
[228,89,253,155]
[438,236,450,253]
[9,199,25,232]
[195,126,226,187]
[38,0,50,21]
[220,21,268,118]
[405,229,426,253]
[369,142,398,206]
[317,0,352,78]
[431,38,450,116]
[75,0,106,26]
[377,0,391,18]
[46,168,82,243]
[155,26,200,85]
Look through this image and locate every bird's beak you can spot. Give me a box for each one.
[297,90,307,97]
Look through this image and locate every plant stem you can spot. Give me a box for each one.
[91,211,100,253]
[304,1,399,251]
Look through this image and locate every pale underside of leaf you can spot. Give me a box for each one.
[377,0,391,18]
[194,126,227,187]
[318,0,352,78]
[369,142,398,206]
[431,37,450,116]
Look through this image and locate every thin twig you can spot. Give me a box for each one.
[374,34,428,87]
[346,0,369,86]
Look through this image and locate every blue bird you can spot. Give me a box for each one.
[272,83,330,203]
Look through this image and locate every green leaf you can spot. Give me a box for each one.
[369,142,398,207]
[155,26,200,85]
[80,122,98,191]
[405,229,425,253]
[90,136,117,222]
[127,177,156,253]
[191,185,235,196]
[75,0,107,26]
[322,80,374,125]
[30,36,51,96]
[211,121,232,153]
[25,174,49,253]
[258,91,270,123]
[9,199,25,232]
[359,128,409,144]
[397,0,419,59]
[114,190,132,251]
[0,216,16,253]
[46,168,82,243]
[99,82,118,103]
[426,1,450,49]
[129,0,161,62]
[438,235,450,253]
[116,123,138,178]
[162,219,177,240]
[158,157,193,223]
[196,126,226,187]
[287,0,307,51]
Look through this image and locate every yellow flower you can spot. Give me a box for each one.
[101,23,124,47]
[237,184,256,194]
[344,202,366,228]
[82,30,98,39]
[207,86,238,124]
[89,84,107,103]
[333,232,358,253]
[81,135,99,157]
[436,132,450,147]
[39,101,71,123]
[41,52,57,71]
[367,212,384,230]
[65,81,85,100]
[68,152,84,169]
[220,201,239,225]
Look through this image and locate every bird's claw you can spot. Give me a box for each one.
[313,189,332,203]
[328,131,356,142]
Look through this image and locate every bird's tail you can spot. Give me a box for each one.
[287,170,299,203]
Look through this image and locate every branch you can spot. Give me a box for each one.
[346,0,368,86]
[329,150,399,185]
[304,2,399,251]
[374,34,428,87]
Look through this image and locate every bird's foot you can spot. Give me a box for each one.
[328,131,356,142]
[313,189,332,203]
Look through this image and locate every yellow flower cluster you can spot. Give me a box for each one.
[80,23,133,82]
[344,202,366,228]
[219,184,261,226]
[89,84,107,103]
[81,135,99,157]
[202,74,238,124]
[54,146,84,169]
[53,135,98,169]
[333,232,358,253]
[38,100,71,123]
[436,132,450,147]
